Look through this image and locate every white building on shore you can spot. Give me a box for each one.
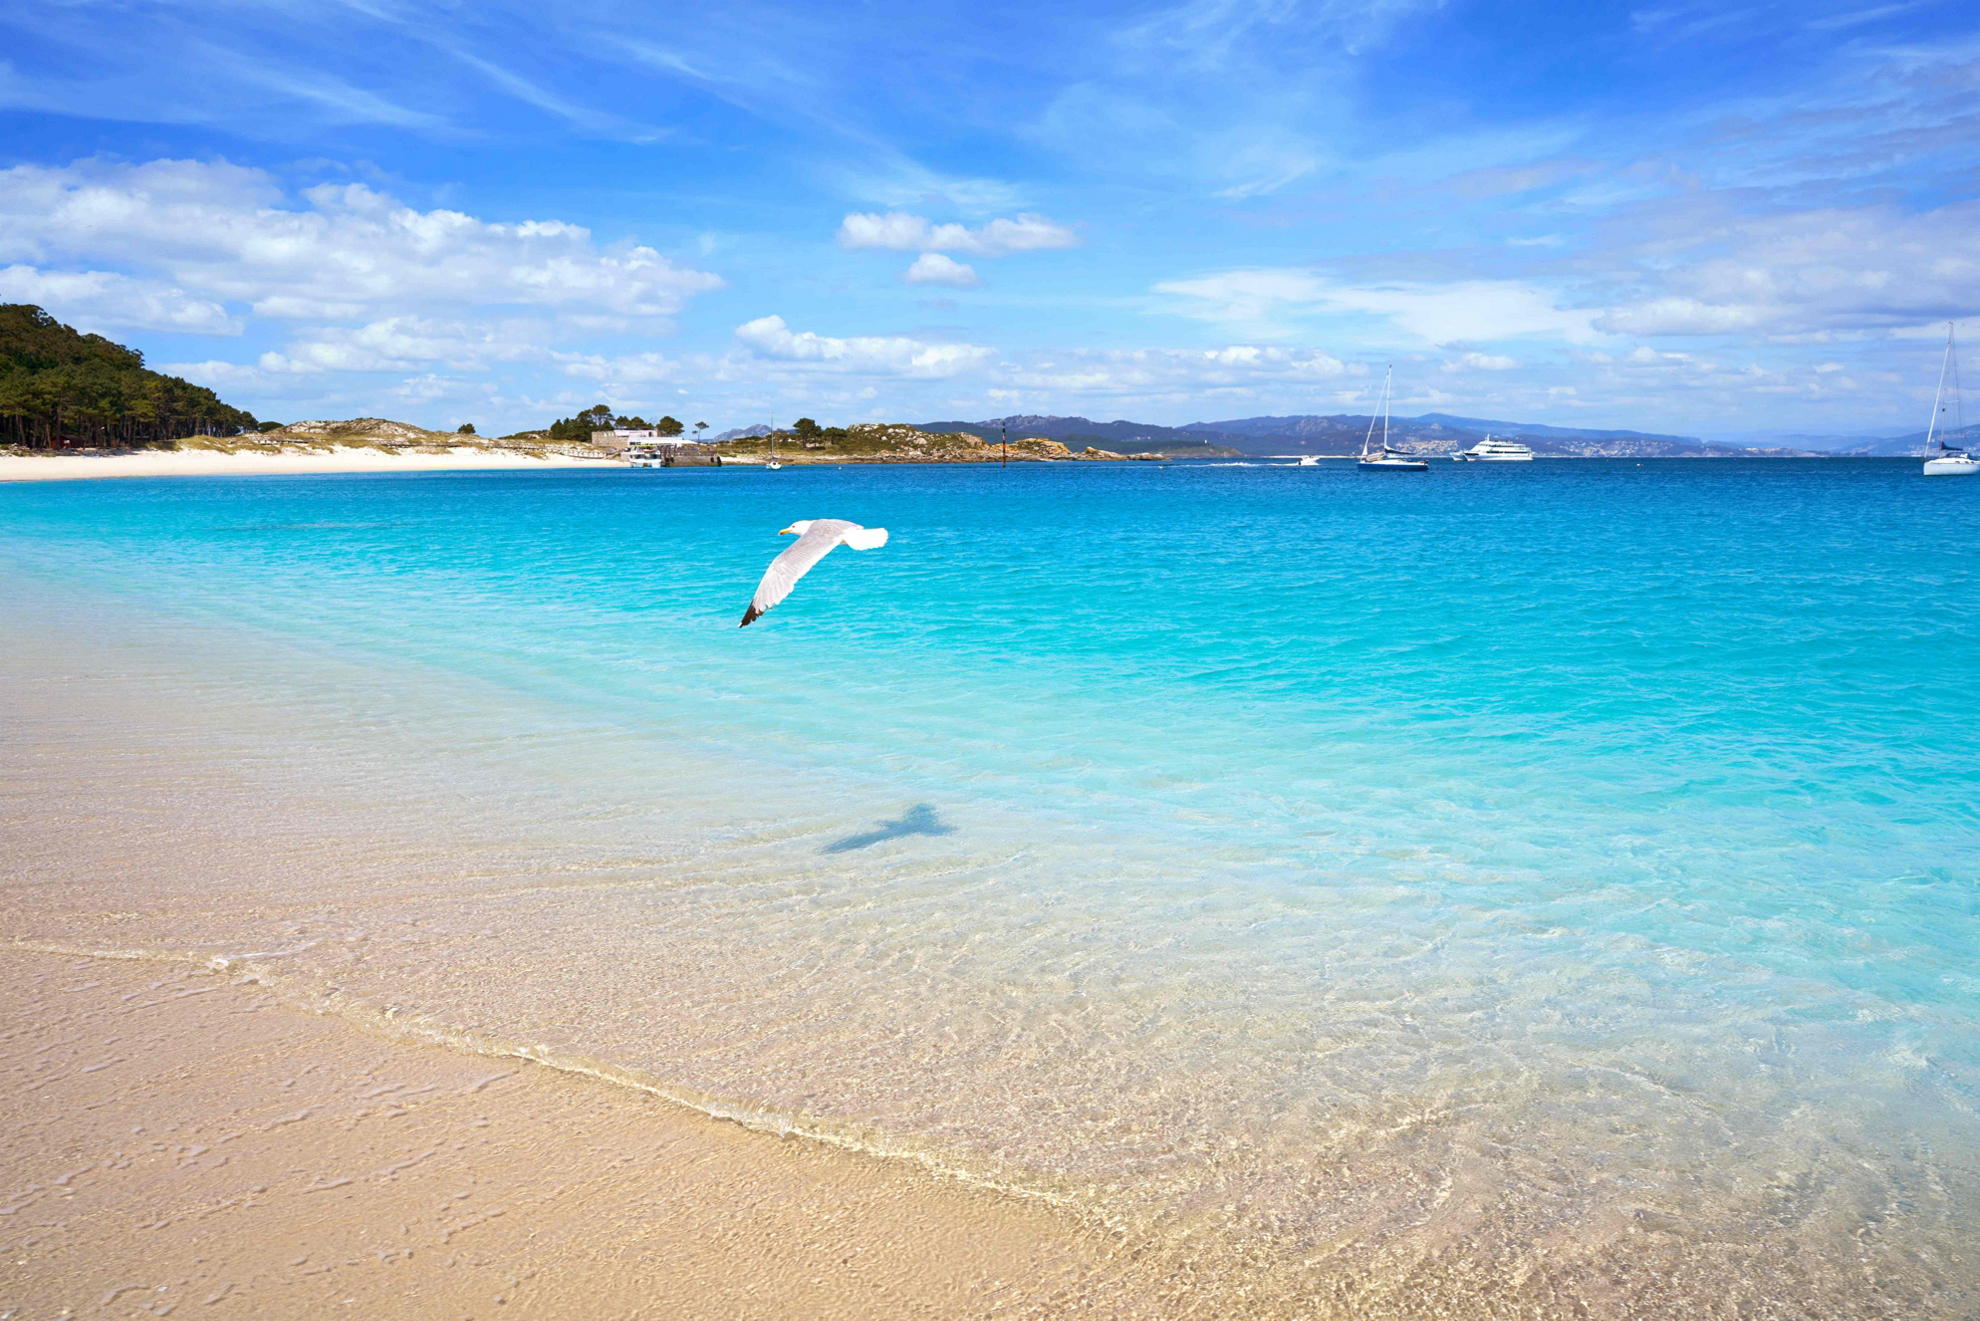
[591,428,693,453]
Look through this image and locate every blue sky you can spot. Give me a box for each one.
[3,0,1976,437]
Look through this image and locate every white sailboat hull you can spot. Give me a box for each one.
[1919,325,1973,476]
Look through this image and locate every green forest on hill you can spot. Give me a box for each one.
[0,304,258,449]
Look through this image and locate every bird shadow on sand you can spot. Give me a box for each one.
[822,803,957,854]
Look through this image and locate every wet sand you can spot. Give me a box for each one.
[1,948,1134,1320]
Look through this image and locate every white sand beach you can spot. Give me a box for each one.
[1,949,1130,1320]
[0,445,621,483]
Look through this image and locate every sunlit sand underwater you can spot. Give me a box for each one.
[4,459,1977,1317]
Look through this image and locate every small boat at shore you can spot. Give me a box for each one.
[1452,435,1534,462]
[1359,367,1428,471]
[1923,323,1977,477]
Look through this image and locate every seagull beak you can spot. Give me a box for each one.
[778,526,796,535]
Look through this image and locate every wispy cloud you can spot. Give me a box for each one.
[0,265,240,335]
[734,315,997,377]
[1589,197,1980,337]
[837,211,1080,257]
[1155,269,1604,345]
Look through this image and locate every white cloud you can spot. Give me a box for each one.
[1152,269,1328,331]
[250,317,550,374]
[836,211,1080,257]
[1009,343,1349,398]
[1592,199,1980,338]
[901,253,980,287]
[1156,268,1602,343]
[1443,351,1521,371]
[1595,298,1766,336]
[0,264,240,335]
[0,158,724,323]
[155,359,279,389]
[835,166,1033,215]
[733,315,997,377]
[554,350,682,383]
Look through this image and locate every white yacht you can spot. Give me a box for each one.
[1922,323,1977,476]
[1452,435,1535,462]
[1358,367,1428,472]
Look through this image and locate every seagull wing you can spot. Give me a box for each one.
[740,519,858,626]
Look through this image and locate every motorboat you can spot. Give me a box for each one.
[1922,324,1977,476]
[1452,435,1534,461]
[1358,366,1428,471]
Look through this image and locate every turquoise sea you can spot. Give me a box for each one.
[4,458,1977,1316]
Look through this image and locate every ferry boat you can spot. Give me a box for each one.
[1452,435,1534,462]
[626,438,667,468]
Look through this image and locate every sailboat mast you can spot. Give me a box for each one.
[1951,325,1965,445]
[1362,367,1393,458]
[1925,326,1952,456]
[1382,366,1391,452]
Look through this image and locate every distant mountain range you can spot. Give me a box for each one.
[702,411,1968,460]
[1739,426,1974,456]
[918,416,1242,458]
[917,413,1822,458]
[1703,428,1919,454]
[1844,425,1977,456]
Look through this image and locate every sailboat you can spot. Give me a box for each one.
[1923,324,1977,477]
[1358,366,1428,471]
[766,419,782,471]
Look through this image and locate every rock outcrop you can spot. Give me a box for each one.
[270,418,449,446]
[715,427,1166,465]
[244,419,605,459]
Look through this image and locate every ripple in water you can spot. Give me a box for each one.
[3,459,1976,1317]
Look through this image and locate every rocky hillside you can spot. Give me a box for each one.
[177,417,605,459]
[919,415,1242,457]
[717,423,1165,464]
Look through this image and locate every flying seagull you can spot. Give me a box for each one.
[740,519,889,626]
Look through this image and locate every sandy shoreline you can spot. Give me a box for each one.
[0,607,1161,1319]
[2,947,1136,1319]
[0,445,621,483]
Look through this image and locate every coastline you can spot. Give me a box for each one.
[9,462,1978,1320]
[0,594,1165,1320]
[1,947,1133,1319]
[0,444,621,483]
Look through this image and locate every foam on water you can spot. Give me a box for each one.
[3,459,1977,1316]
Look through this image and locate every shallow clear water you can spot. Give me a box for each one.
[4,459,1977,1316]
